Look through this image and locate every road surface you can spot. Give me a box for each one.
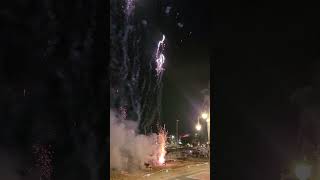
[143,162,210,180]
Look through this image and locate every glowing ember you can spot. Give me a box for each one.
[155,35,166,76]
[32,144,53,180]
[159,154,165,164]
[157,126,167,165]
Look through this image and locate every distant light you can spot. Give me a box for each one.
[171,135,175,139]
[201,113,208,119]
[295,163,311,180]
[196,123,202,131]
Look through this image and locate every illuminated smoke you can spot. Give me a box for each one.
[110,110,169,170]
[110,110,159,171]
[155,35,166,76]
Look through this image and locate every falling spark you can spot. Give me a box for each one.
[119,106,127,120]
[157,126,167,165]
[156,54,165,75]
[156,35,165,59]
[125,0,135,16]
[32,144,53,180]
[155,35,166,76]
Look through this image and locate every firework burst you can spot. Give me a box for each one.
[157,126,167,165]
[155,35,166,76]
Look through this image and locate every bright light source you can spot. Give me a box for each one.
[195,123,202,131]
[201,113,208,119]
[171,135,175,139]
[159,155,165,164]
[295,163,311,180]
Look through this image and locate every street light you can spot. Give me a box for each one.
[295,163,311,180]
[200,111,210,143]
[195,123,202,131]
[201,112,208,119]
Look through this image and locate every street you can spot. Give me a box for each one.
[143,162,210,180]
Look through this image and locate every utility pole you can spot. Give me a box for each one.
[176,120,179,145]
[207,113,210,143]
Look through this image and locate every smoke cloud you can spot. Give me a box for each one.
[110,110,159,171]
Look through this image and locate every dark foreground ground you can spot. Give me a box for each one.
[110,159,209,180]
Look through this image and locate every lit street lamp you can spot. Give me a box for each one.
[195,123,202,131]
[201,112,208,119]
[200,111,210,143]
[295,163,311,180]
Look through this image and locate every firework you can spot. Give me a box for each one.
[157,126,167,165]
[155,35,166,76]
[32,144,53,180]
[125,0,135,17]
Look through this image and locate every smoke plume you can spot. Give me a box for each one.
[110,110,159,171]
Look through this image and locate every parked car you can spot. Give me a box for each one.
[193,146,209,158]
[181,148,194,157]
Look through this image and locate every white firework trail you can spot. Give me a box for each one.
[156,35,165,57]
[155,35,166,76]
[125,0,135,17]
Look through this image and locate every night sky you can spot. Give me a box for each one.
[213,7,320,180]
[0,1,107,179]
[151,0,211,135]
